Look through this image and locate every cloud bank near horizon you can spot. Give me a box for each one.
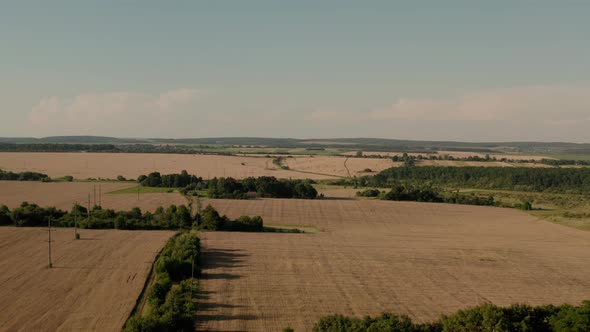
[25,84,590,142]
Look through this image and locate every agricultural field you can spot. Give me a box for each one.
[0,227,174,332]
[283,156,398,178]
[0,181,187,212]
[197,199,590,331]
[0,152,332,180]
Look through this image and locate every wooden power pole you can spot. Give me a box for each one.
[48,217,53,268]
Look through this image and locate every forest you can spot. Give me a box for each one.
[346,166,590,193]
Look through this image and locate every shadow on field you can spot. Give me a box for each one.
[196,248,257,326]
[198,302,245,312]
[197,314,257,322]
[200,248,249,269]
[201,272,241,280]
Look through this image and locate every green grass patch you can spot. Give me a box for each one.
[265,224,321,233]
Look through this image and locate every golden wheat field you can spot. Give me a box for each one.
[0,152,334,180]
[0,181,187,212]
[196,199,590,331]
[0,227,174,332]
[283,156,398,177]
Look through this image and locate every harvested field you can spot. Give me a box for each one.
[0,181,187,212]
[197,199,590,331]
[0,152,332,180]
[283,156,397,177]
[315,186,360,199]
[0,227,174,332]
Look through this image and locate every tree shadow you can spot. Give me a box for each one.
[200,248,249,270]
[198,302,245,312]
[201,272,241,280]
[196,248,259,326]
[197,314,257,322]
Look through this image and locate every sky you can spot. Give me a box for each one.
[1,1,589,142]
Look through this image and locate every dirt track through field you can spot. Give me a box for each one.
[0,227,174,332]
[197,199,590,331]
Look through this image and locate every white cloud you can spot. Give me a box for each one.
[306,84,590,141]
[368,85,590,123]
[28,88,208,136]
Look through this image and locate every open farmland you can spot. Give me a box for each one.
[283,156,398,177]
[0,152,334,180]
[0,181,187,212]
[0,227,174,332]
[197,199,590,331]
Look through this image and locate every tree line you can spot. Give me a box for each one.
[341,166,590,194]
[0,142,234,155]
[125,232,200,331]
[356,185,531,209]
[137,171,318,199]
[0,202,264,232]
[0,169,51,182]
[206,176,317,199]
[0,143,117,152]
[313,301,590,331]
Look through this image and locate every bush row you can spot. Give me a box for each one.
[0,169,51,182]
[0,202,264,232]
[125,232,200,331]
[137,171,318,199]
[356,186,530,209]
[313,302,590,332]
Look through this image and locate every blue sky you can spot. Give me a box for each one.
[1,1,589,141]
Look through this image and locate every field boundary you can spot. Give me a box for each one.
[124,232,179,325]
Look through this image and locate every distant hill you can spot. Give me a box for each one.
[0,136,147,144]
[1,136,589,156]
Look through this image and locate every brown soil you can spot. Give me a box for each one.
[196,199,590,331]
[0,181,187,212]
[0,227,174,332]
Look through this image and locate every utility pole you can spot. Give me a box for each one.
[93,185,96,207]
[87,193,91,225]
[190,254,195,300]
[48,217,53,268]
[74,202,79,240]
[98,184,102,207]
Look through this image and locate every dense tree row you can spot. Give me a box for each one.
[0,143,117,152]
[0,169,51,181]
[313,302,590,331]
[198,205,263,231]
[125,232,200,331]
[352,166,590,193]
[138,171,203,188]
[539,158,590,166]
[0,202,264,231]
[136,171,318,199]
[357,185,527,208]
[207,176,317,199]
[0,142,236,155]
